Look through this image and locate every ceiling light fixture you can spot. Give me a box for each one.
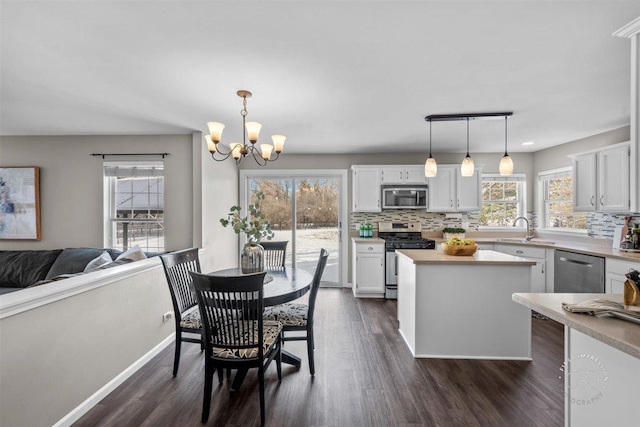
[460,117,475,177]
[424,112,514,177]
[499,116,513,176]
[424,120,437,177]
[205,90,285,166]
[522,141,534,146]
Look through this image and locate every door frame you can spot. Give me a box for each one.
[240,169,349,288]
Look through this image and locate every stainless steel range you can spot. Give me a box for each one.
[378,222,436,299]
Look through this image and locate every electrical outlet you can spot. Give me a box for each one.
[162,312,173,322]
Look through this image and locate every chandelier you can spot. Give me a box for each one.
[205,90,285,166]
[424,112,514,177]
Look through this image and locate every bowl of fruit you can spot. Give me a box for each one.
[441,237,478,256]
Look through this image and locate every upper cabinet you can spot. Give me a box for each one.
[571,142,630,212]
[428,165,482,212]
[352,166,381,212]
[380,166,426,185]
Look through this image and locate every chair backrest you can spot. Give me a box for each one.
[190,271,267,357]
[307,249,329,324]
[159,248,201,317]
[261,241,288,268]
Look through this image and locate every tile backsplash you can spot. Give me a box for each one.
[350,210,640,240]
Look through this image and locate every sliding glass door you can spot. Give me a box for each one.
[244,172,345,286]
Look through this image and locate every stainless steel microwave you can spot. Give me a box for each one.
[381,186,428,209]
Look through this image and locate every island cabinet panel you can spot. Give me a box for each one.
[396,250,532,360]
[565,328,640,427]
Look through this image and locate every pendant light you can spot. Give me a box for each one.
[499,116,514,175]
[460,117,475,177]
[424,120,437,177]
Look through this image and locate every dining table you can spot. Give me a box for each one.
[207,266,313,391]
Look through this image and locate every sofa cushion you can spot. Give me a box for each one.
[83,251,113,272]
[0,250,63,288]
[116,245,147,262]
[45,248,122,280]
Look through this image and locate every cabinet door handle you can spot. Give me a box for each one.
[400,171,403,181]
[516,250,524,254]
[600,195,604,206]
[590,195,595,206]
[368,247,373,251]
[541,263,544,274]
[457,198,460,208]
[450,199,453,207]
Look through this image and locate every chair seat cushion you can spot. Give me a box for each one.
[180,310,202,329]
[212,321,282,360]
[263,303,308,327]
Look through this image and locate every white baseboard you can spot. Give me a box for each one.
[53,334,175,427]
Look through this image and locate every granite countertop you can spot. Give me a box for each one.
[432,236,640,263]
[397,249,537,265]
[513,293,640,360]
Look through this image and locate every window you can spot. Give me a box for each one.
[539,168,587,231]
[104,162,164,251]
[479,174,526,227]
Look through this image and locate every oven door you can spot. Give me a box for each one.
[386,251,398,285]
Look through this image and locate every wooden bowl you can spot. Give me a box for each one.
[441,242,478,256]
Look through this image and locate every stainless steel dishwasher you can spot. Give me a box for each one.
[554,250,605,293]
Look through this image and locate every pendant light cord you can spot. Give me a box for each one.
[504,116,508,156]
[466,117,470,157]
[429,121,433,157]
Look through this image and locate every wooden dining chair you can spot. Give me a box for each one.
[261,240,288,268]
[190,270,283,426]
[159,248,203,377]
[263,248,328,375]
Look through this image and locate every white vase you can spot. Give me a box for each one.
[241,243,264,273]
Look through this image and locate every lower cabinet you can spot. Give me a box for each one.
[606,258,637,294]
[352,241,385,296]
[493,244,547,293]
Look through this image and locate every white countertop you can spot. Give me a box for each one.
[513,293,640,360]
[396,249,537,265]
[351,237,385,243]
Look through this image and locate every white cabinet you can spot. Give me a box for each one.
[494,244,547,293]
[572,142,630,212]
[380,166,426,184]
[427,165,482,212]
[352,240,385,296]
[352,167,381,212]
[606,258,638,294]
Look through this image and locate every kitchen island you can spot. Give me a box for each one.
[513,293,640,427]
[396,249,536,359]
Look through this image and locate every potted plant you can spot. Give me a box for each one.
[443,227,466,240]
[220,191,274,273]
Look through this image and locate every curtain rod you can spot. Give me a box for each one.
[90,153,170,159]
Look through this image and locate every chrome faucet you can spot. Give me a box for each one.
[513,216,534,241]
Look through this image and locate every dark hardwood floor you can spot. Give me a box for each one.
[74,289,564,427]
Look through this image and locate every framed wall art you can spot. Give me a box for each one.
[0,166,41,240]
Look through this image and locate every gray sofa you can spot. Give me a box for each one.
[0,248,157,295]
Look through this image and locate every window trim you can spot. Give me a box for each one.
[537,167,588,235]
[478,173,527,229]
[103,161,165,251]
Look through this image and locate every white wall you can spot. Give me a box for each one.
[0,135,194,251]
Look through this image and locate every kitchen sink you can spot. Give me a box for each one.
[494,238,556,245]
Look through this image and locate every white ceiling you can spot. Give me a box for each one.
[1,1,639,154]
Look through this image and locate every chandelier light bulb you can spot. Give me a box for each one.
[229,143,243,159]
[204,135,216,152]
[500,154,514,176]
[207,122,225,143]
[461,155,475,177]
[245,122,262,142]
[271,135,286,153]
[260,144,273,160]
[425,156,437,178]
